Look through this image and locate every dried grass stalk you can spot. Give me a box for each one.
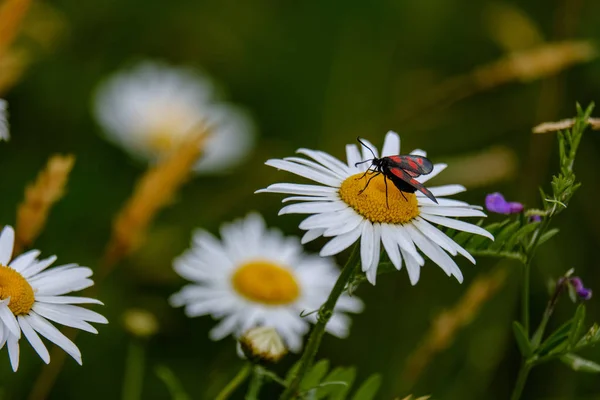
[533,117,600,133]
[402,267,508,383]
[0,0,33,56]
[15,154,75,254]
[103,127,207,271]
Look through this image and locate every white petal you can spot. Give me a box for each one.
[265,159,341,187]
[256,183,338,196]
[420,214,494,240]
[381,131,400,157]
[412,218,457,256]
[27,312,82,364]
[365,224,381,284]
[301,229,325,244]
[359,138,379,160]
[427,184,466,197]
[320,223,363,256]
[32,304,102,333]
[0,226,15,265]
[418,163,446,183]
[282,195,336,203]
[401,248,421,285]
[282,156,346,180]
[360,222,374,272]
[380,224,402,270]
[0,301,21,338]
[410,149,427,157]
[209,313,240,340]
[7,333,19,371]
[34,296,104,305]
[296,148,351,177]
[393,225,424,265]
[20,256,57,279]
[18,315,50,363]
[279,201,348,216]
[345,144,362,168]
[9,250,41,272]
[323,213,363,237]
[419,206,487,218]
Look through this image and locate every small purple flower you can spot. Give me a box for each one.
[529,214,542,223]
[570,277,593,301]
[485,192,524,215]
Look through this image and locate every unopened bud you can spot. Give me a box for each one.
[239,326,287,363]
[122,308,159,338]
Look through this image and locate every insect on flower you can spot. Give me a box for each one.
[355,137,438,206]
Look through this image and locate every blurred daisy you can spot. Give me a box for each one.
[0,226,107,371]
[93,61,255,174]
[257,131,494,285]
[0,99,9,141]
[169,213,363,352]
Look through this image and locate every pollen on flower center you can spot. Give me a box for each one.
[339,172,420,224]
[232,261,300,305]
[0,265,35,315]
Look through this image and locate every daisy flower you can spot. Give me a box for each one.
[93,61,255,174]
[0,226,107,371]
[169,213,364,352]
[0,99,9,141]
[257,131,494,285]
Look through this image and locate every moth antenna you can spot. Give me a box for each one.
[354,159,373,167]
[356,137,377,159]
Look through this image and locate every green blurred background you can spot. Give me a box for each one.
[2,0,600,398]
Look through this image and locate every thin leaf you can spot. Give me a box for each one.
[488,221,521,251]
[155,365,191,400]
[285,361,301,385]
[351,374,382,400]
[538,228,559,246]
[316,367,356,400]
[560,353,600,373]
[503,223,539,251]
[301,360,330,391]
[513,321,533,357]
[576,324,600,350]
[569,305,586,349]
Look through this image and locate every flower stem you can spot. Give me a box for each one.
[246,367,264,400]
[280,243,361,400]
[510,362,532,400]
[215,364,251,400]
[122,340,145,400]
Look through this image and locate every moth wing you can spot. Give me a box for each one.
[388,167,438,204]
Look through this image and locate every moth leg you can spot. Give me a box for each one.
[401,191,408,202]
[358,172,380,194]
[384,175,389,209]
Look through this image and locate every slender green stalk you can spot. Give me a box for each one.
[280,244,361,400]
[215,364,252,400]
[510,363,532,400]
[246,367,264,400]
[122,340,145,400]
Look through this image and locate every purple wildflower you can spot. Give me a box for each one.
[529,214,542,223]
[485,192,524,215]
[570,277,593,301]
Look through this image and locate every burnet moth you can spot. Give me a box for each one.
[354,137,438,207]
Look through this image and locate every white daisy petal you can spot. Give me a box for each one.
[381,131,400,156]
[256,183,338,196]
[345,144,362,169]
[401,248,421,285]
[418,163,447,183]
[7,334,19,371]
[419,206,487,218]
[297,148,351,176]
[359,138,379,160]
[18,316,50,364]
[410,149,427,157]
[365,224,382,284]
[0,226,15,265]
[427,184,467,197]
[0,99,9,141]
[320,223,363,256]
[27,312,82,364]
[360,222,375,273]
[420,214,494,240]
[0,301,21,338]
[279,201,348,215]
[265,159,341,187]
[9,250,41,272]
[301,229,325,244]
[380,224,402,270]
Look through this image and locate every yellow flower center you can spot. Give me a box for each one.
[232,261,300,305]
[339,172,420,224]
[0,265,35,315]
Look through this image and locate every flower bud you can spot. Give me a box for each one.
[239,326,287,364]
[122,308,159,338]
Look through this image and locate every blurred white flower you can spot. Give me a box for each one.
[0,99,9,141]
[170,213,364,352]
[0,226,107,371]
[93,61,255,173]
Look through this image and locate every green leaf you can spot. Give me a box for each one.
[489,221,521,250]
[351,374,382,400]
[538,320,572,356]
[155,365,191,400]
[569,304,586,348]
[560,353,600,373]
[503,223,539,251]
[285,361,301,385]
[301,360,330,391]
[576,324,600,350]
[315,366,356,400]
[513,321,533,357]
[538,228,559,246]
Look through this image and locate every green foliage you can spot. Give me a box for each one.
[288,359,380,400]
[155,365,191,400]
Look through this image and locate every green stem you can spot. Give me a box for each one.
[246,367,264,400]
[510,363,532,400]
[280,243,361,400]
[122,340,145,400]
[522,259,531,335]
[215,364,251,400]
